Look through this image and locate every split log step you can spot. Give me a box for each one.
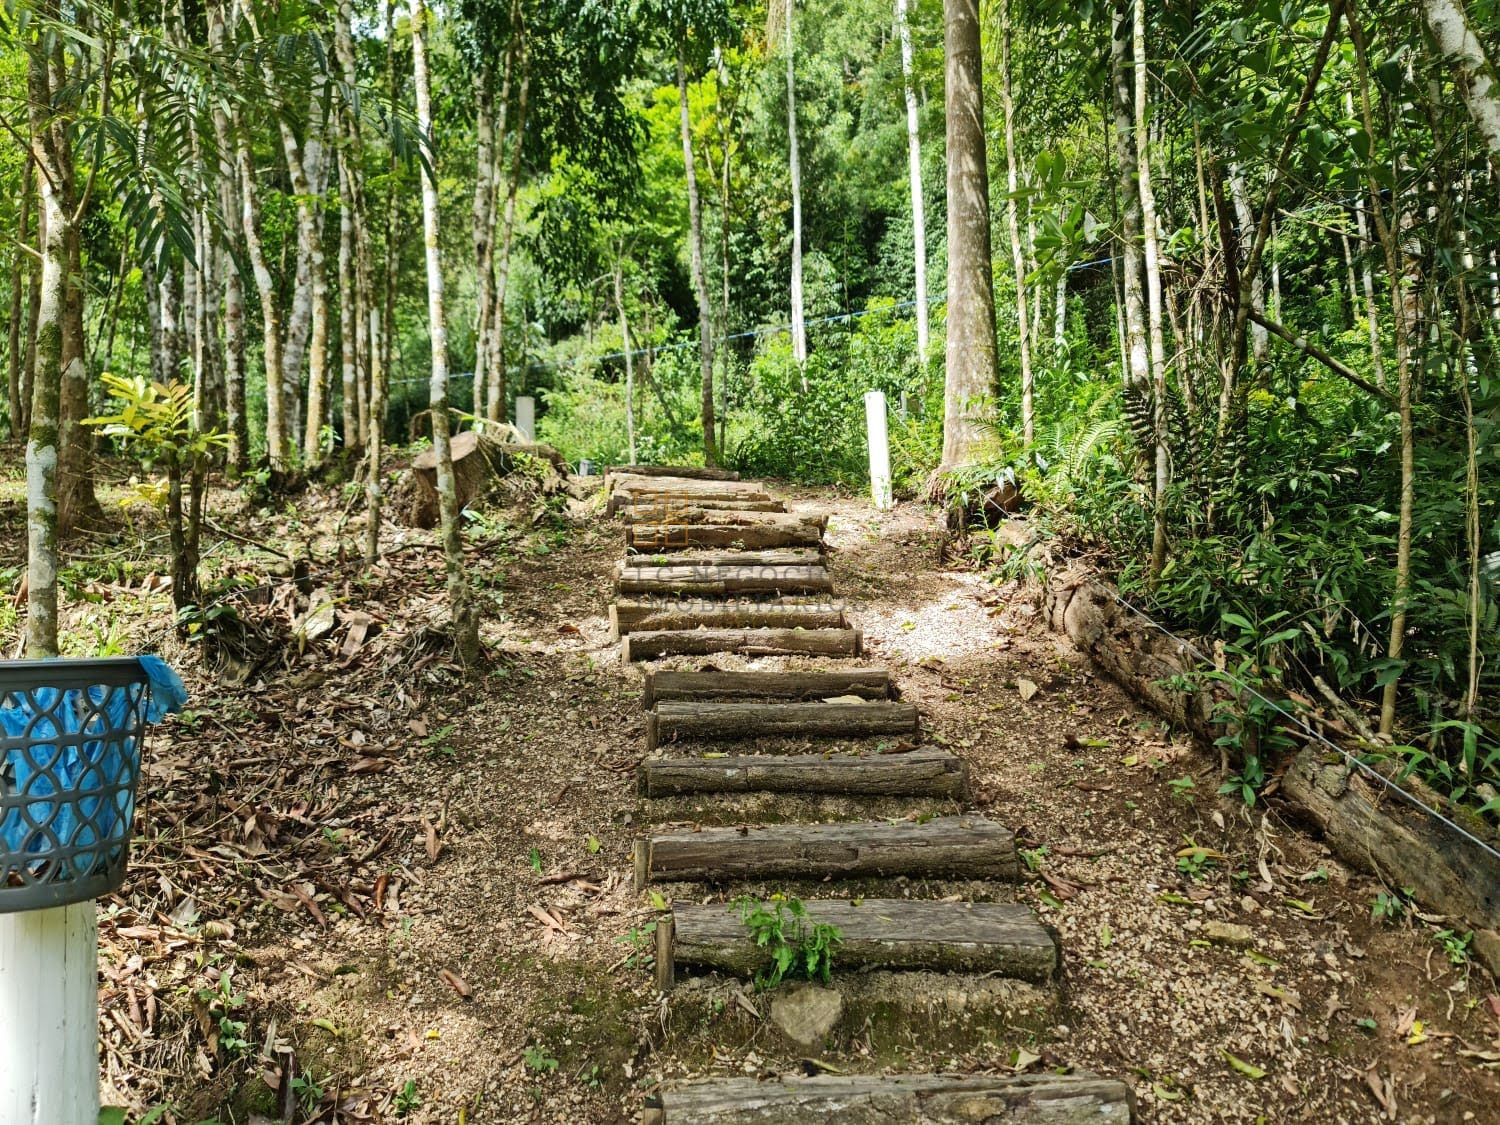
[659,899,1056,989]
[608,472,764,493]
[606,464,742,482]
[645,1073,1135,1124]
[633,816,1019,887]
[638,748,966,799]
[623,548,823,569]
[647,700,918,750]
[627,523,825,551]
[616,565,833,597]
[623,628,861,663]
[611,494,783,516]
[642,669,892,708]
[623,508,824,530]
[611,599,847,637]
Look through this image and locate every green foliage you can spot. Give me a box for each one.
[734,892,841,990]
[84,374,229,466]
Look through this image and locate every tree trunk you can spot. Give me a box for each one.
[6,159,31,441]
[679,54,718,465]
[614,254,638,463]
[471,62,497,417]
[785,2,807,378]
[207,1,248,470]
[233,99,288,469]
[1421,0,1500,166]
[895,0,929,364]
[1228,168,1269,366]
[489,39,529,424]
[1112,2,1151,455]
[1000,0,1033,445]
[336,149,357,461]
[1134,0,1170,582]
[411,0,478,659]
[938,0,998,472]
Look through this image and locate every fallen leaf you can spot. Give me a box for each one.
[1017,678,1039,702]
[423,818,441,863]
[1406,1018,1427,1046]
[1221,1050,1266,1080]
[1394,1005,1418,1037]
[1010,1047,1041,1071]
[438,969,472,999]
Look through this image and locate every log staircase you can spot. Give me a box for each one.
[601,465,1135,1123]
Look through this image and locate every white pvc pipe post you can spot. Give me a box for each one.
[864,390,893,510]
[514,395,535,442]
[0,902,100,1124]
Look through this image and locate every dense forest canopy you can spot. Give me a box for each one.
[1,0,1497,813]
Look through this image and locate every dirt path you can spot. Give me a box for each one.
[5,466,1495,1122]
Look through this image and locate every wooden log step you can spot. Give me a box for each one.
[611,599,847,637]
[616,565,833,597]
[623,508,824,530]
[610,492,781,516]
[623,548,823,568]
[642,669,892,709]
[638,748,967,799]
[626,497,787,514]
[646,1073,1135,1124]
[647,700,919,750]
[632,816,1018,887]
[608,472,764,493]
[627,522,824,552]
[660,899,1056,988]
[622,627,861,663]
[605,464,742,483]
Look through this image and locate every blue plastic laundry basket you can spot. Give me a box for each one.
[0,658,153,912]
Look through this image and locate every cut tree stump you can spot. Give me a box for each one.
[633,816,1019,887]
[642,669,892,709]
[662,899,1055,988]
[646,1073,1135,1124]
[615,565,833,597]
[406,431,568,528]
[638,748,967,799]
[647,700,919,750]
[623,548,823,569]
[605,464,741,483]
[622,627,861,662]
[627,523,825,551]
[611,599,847,637]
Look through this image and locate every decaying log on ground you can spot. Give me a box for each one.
[615,565,833,597]
[646,1073,1134,1124]
[642,669,892,708]
[611,598,847,636]
[633,816,1018,887]
[639,748,967,799]
[622,627,861,662]
[666,899,1055,985]
[626,522,825,551]
[647,700,918,749]
[623,548,823,569]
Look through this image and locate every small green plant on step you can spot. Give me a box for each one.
[394,1079,422,1117]
[1371,887,1413,924]
[734,893,842,990]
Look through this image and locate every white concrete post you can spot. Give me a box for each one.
[514,395,535,442]
[0,901,100,1124]
[864,390,893,510]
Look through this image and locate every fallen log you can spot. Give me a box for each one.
[665,899,1055,987]
[622,627,861,662]
[611,598,847,637]
[615,565,833,597]
[642,669,892,708]
[605,464,742,484]
[639,748,967,799]
[623,548,823,569]
[646,1074,1134,1125]
[647,700,919,750]
[626,522,824,551]
[633,816,1019,887]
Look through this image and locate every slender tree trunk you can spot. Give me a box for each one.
[367,0,400,565]
[1112,3,1151,454]
[1349,5,1416,738]
[1134,0,1170,581]
[489,38,529,423]
[232,100,288,469]
[411,0,477,657]
[1421,0,1500,166]
[1347,92,1388,388]
[1228,167,1269,365]
[209,1,248,469]
[333,0,369,459]
[938,0,998,472]
[1000,0,1033,445]
[6,159,30,440]
[336,150,358,461]
[785,2,807,377]
[614,253,638,464]
[679,52,718,466]
[895,0,929,364]
[471,63,497,417]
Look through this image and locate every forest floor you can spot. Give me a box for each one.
[1,455,1498,1124]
